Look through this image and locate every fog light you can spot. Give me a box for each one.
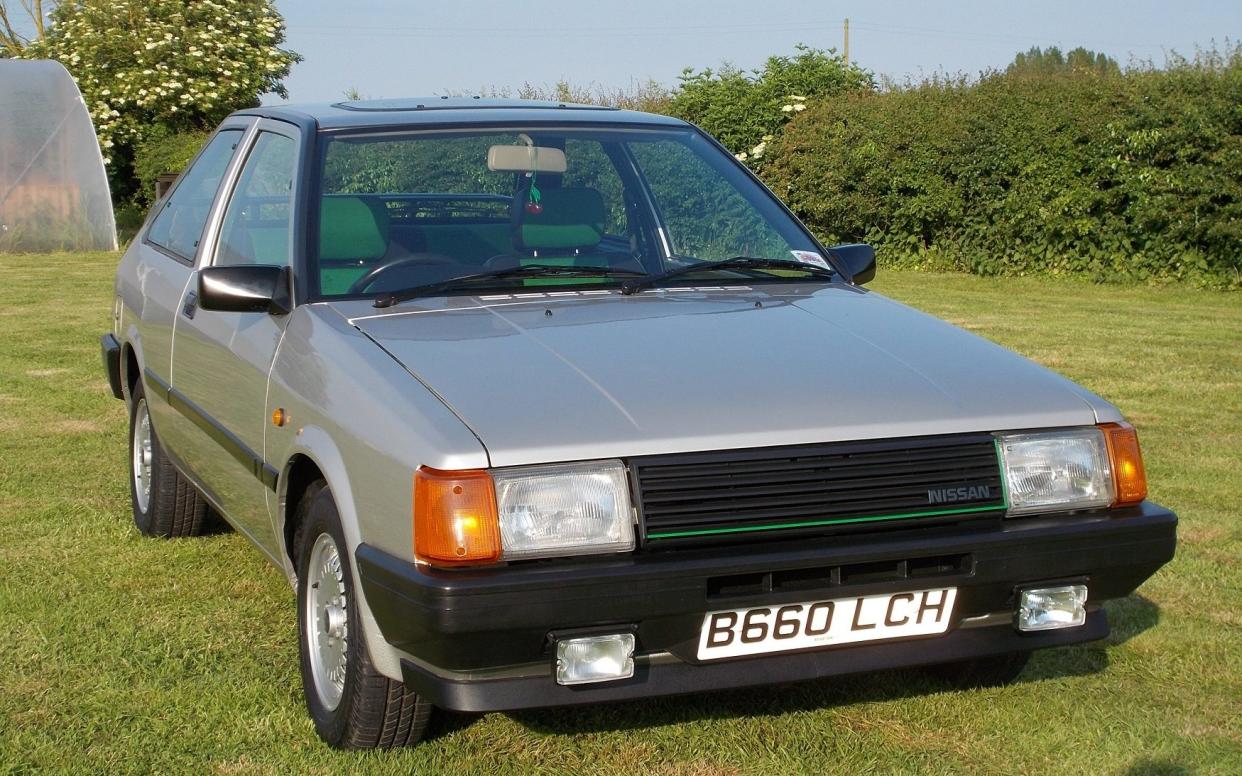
[1017,585,1088,631]
[555,633,635,685]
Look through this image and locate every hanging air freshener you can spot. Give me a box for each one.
[525,145,544,214]
[525,182,543,215]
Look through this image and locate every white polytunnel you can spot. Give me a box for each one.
[0,59,117,252]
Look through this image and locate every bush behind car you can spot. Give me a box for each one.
[759,46,1242,288]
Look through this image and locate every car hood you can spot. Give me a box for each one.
[334,284,1118,467]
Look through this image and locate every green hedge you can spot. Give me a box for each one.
[760,50,1242,287]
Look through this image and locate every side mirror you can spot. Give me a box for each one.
[828,243,876,286]
[198,265,291,315]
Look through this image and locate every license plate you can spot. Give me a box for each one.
[697,587,957,660]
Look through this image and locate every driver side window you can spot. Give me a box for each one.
[215,132,296,267]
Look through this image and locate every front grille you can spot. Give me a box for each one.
[707,553,973,600]
[633,433,1006,545]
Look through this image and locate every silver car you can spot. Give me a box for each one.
[101,98,1176,749]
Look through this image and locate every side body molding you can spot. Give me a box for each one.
[143,368,279,490]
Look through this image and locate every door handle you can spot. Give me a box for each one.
[182,291,198,319]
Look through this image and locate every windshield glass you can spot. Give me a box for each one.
[312,126,826,298]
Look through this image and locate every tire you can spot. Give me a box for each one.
[930,651,1031,689]
[295,480,432,749]
[128,380,211,538]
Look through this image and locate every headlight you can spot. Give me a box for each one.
[493,460,634,560]
[996,428,1114,515]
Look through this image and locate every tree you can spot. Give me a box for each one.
[0,1,47,56]
[1007,46,1121,76]
[16,0,298,192]
[668,45,875,159]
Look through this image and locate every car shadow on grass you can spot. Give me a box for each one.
[200,507,235,536]
[1123,761,1194,776]
[1020,593,1160,682]
[1104,593,1162,646]
[427,593,1161,740]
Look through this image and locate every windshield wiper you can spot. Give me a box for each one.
[619,256,835,295]
[373,264,647,308]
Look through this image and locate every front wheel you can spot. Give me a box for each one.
[295,480,432,748]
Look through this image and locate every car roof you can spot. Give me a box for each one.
[233,97,690,132]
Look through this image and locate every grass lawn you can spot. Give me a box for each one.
[0,251,1238,774]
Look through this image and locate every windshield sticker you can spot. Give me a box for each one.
[791,250,831,270]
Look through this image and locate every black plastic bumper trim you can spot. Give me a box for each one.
[359,502,1175,710]
[100,333,123,400]
[402,611,1108,712]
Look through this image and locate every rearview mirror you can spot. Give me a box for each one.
[828,243,876,286]
[487,144,567,173]
[198,265,291,315]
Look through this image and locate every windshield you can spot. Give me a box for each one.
[311,126,827,299]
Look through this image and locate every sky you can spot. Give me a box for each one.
[270,0,1240,103]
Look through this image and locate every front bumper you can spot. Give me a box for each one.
[357,501,1176,712]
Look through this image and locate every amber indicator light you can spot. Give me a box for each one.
[1100,423,1148,506]
[413,467,501,565]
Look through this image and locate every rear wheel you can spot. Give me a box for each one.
[128,380,211,538]
[930,651,1031,689]
[295,480,432,748]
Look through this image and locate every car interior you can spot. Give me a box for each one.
[316,188,646,296]
[314,138,650,297]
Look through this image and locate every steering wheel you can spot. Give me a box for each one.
[348,254,459,294]
[483,253,523,269]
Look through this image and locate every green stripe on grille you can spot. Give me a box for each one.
[645,443,1011,540]
[644,503,1005,539]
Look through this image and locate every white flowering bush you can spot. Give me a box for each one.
[780,96,808,114]
[669,45,873,167]
[20,0,298,169]
[735,95,805,165]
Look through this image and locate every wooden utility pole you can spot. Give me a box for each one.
[843,17,850,63]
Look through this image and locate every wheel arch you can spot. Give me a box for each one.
[274,428,364,576]
[281,452,326,568]
[120,340,141,403]
[274,429,406,680]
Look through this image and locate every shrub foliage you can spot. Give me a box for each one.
[761,49,1242,286]
[131,128,211,205]
[669,45,874,157]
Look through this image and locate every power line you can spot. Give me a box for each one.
[284,17,1169,52]
[287,20,842,37]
